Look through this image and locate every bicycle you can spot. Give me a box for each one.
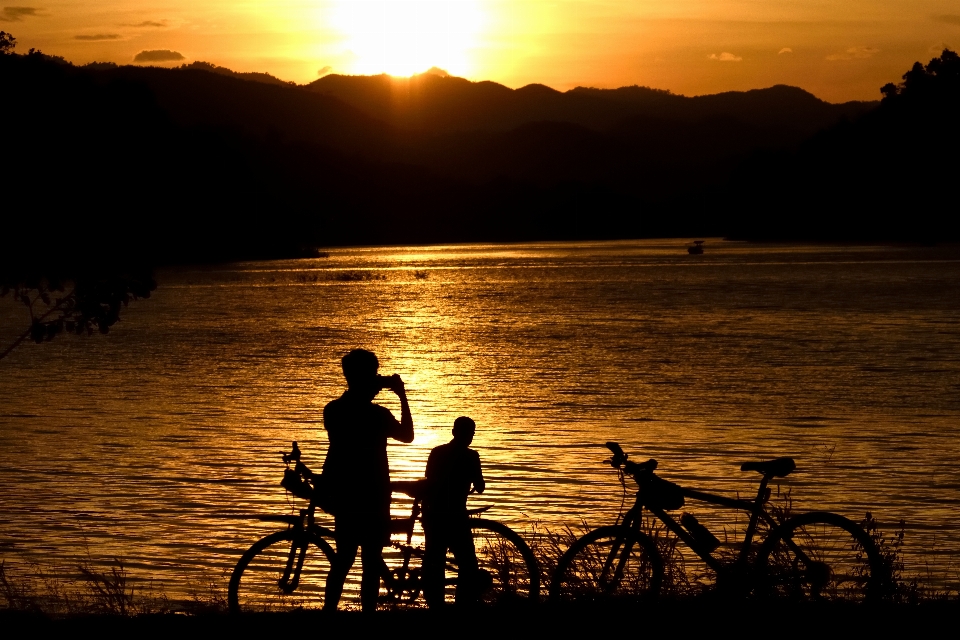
[549,442,884,603]
[228,442,540,612]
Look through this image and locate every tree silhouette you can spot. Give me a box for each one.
[0,31,15,54]
[728,48,959,241]
[880,49,959,105]
[0,270,156,362]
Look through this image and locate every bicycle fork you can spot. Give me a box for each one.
[277,535,310,593]
[600,522,640,593]
[278,514,312,593]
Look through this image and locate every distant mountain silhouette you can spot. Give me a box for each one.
[307,71,870,135]
[2,46,957,275]
[179,61,295,87]
[121,68,877,211]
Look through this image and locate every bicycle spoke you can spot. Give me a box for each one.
[451,522,538,605]
[381,520,537,608]
[551,526,662,602]
[230,531,333,612]
[759,513,878,602]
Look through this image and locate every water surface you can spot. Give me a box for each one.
[1,240,959,596]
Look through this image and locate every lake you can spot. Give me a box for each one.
[1,239,959,599]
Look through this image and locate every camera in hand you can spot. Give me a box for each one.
[376,374,394,390]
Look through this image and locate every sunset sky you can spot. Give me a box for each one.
[4,1,959,102]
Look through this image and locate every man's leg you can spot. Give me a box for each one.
[359,543,384,612]
[325,530,358,612]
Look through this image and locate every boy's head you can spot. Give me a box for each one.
[452,416,476,446]
[341,349,379,396]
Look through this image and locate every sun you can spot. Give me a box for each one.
[326,0,486,77]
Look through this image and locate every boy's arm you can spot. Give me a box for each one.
[472,451,485,494]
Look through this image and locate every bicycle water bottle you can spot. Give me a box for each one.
[680,512,721,553]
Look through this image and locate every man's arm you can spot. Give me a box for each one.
[389,375,414,443]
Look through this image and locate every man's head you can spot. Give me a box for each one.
[342,349,379,396]
[452,416,476,446]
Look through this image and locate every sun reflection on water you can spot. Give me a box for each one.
[2,240,960,599]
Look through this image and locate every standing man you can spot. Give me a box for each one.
[422,416,486,608]
[322,349,414,612]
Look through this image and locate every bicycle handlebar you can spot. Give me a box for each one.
[605,441,657,476]
[283,441,302,465]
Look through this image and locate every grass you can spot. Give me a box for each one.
[1,502,955,617]
[522,485,957,604]
[0,558,172,616]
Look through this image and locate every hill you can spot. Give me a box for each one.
[307,71,871,135]
[2,45,957,273]
[728,49,960,241]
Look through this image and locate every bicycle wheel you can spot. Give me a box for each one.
[228,529,336,613]
[443,519,540,605]
[549,525,663,602]
[756,511,883,602]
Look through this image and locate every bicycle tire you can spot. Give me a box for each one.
[549,525,664,603]
[450,519,540,605]
[228,529,336,613]
[755,511,883,602]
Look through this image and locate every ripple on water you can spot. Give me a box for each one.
[1,240,960,596]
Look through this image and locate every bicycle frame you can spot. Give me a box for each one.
[231,443,537,612]
[621,472,783,575]
[380,488,491,598]
[258,486,480,602]
[550,447,878,604]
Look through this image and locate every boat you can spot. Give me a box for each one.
[687,240,705,255]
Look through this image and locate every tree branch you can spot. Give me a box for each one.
[0,289,76,362]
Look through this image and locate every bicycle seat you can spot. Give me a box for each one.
[740,457,796,477]
[391,479,428,499]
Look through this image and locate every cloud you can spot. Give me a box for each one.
[930,42,954,54]
[75,34,121,41]
[130,20,166,27]
[933,14,960,26]
[707,52,742,62]
[133,49,184,63]
[1,6,41,21]
[778,48,793,55]
[317,65,332,76]
[826,46,880,61]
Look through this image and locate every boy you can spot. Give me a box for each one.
[421,416,486,608]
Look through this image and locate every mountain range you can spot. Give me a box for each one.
[2,49,956,273]
[306,68,871,135]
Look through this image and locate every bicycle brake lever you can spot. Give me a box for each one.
[605,442,628,467]
[605,441,625,457]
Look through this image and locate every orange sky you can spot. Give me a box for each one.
[4,1,959,102]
